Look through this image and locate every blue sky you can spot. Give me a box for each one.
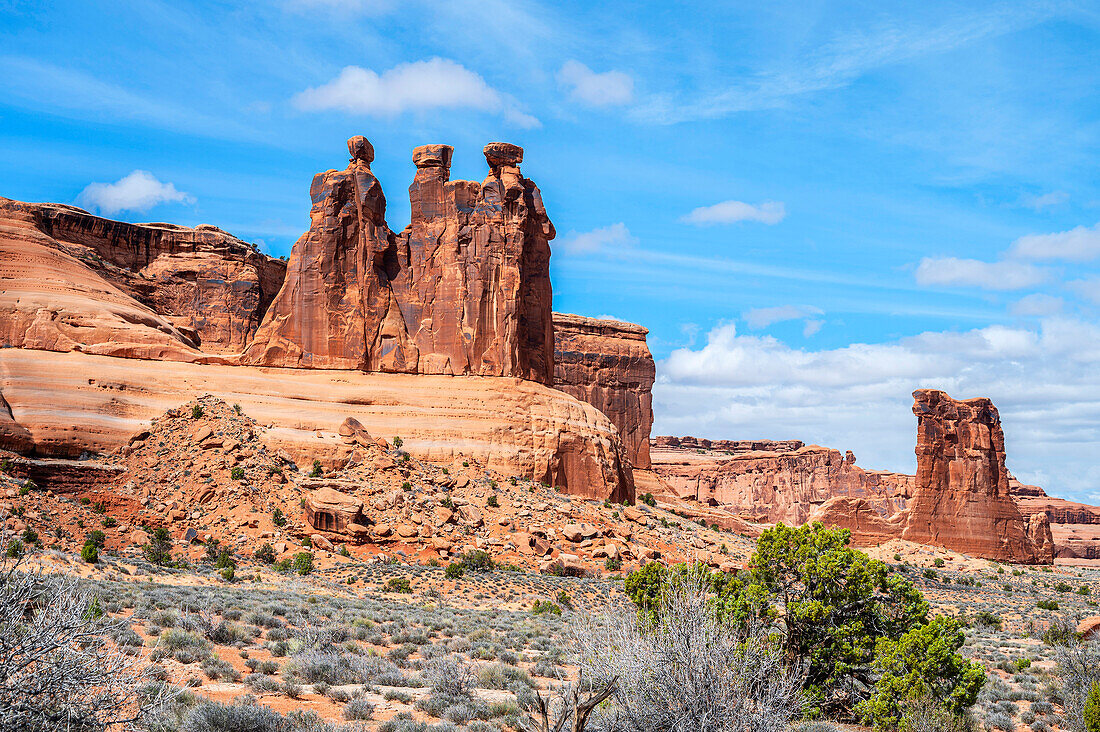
[4,1,1100,502]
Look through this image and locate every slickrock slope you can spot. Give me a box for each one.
[0,349,632,501]
[0,197,285,356]
[902,389,1054,564]
[651,442,912,525]
[243,138,555,382]
[553,313,655,469]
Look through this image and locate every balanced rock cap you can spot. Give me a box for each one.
[412,144,454,169]
[347,136,375,164]
[483,142,523,168]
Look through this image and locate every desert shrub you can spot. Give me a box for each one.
[459,550,494,572]
[1056,640,1100,731]
[310,459,323,477]
[576,577,803,732]
[81,542,99,563]
[445,562,464,579]
[254,544,276,564]
[386,577,412,593]
[423,654,475,697]
[292,552,313,575]
[857,615,985,729]
[639,492,657,507]
[144,527,174,566]
[605,556,622,571]
[191,404,204,419]
[344,697,375,721]
[272,508,287,527]
[231,466,245,481]
[1085,681,1100,732]
[0,552,168,729]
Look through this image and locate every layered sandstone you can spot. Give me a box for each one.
[902,389,1053,564]
[553,313,655,468]
[1011,479,1100,561]
[653,436,805,453]
[0,197,285,355]
[243,138,555,382]
[651,443,912,525]
[0,349,632,501]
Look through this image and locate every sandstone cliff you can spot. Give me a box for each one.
[0,197,285,356]
[901,389,1053,564]
[1011,479,1100,561]
[242,138,555,382]
[651,442,912,525]
[553,313,654,469]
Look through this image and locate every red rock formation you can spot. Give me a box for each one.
[553,313,654,468]
[653,435,805,453]
[902,389,1053,564]
[808,496,906,545]
[0,349,632,501]
[651,442,912,525]
[0,197,285,355]
[243,138,556,382]
[1011,479,1100,561]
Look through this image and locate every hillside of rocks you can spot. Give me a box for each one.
[0,396,748,576]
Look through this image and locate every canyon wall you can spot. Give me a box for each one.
[0,349,632,502]
[0,197,285,356]
[553,313,655,469]
[1011,479,1100,561]
[242,139,555,382]
[651,442,913,525]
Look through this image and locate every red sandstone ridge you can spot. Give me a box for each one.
[1011,478,1100,561]
[0,197,285,357]
[901,389,1053,564]
[653,436,806,453]
[242,138,555,382]
[650,440,912,525]
[553,313,655,469]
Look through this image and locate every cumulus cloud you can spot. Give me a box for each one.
[294,58,539,127]
[77,170,193,215]
[558,222,636,254]
[743,304,824,330]
[682,200,786,226]
[556,60,634,107]
[1009,222,1100,261]
[653,317,1100,502]
[1019,190,1069,210]
[914,257,1046,290]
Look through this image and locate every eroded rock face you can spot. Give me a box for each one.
[902,389,1053,564]
[0,349,632,501]
[653,436,805,453]
[651,442,912,525]
[553,313,655,468]
[0,197,285,355]
[1011,479,1100,561]
[244,138,555,382]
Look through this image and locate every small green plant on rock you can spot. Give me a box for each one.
[191,404,204,419]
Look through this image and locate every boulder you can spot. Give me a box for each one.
[304,486,364,534]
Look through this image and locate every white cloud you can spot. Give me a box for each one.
[914,257,1046,290]
[77,171,193,215]
[682,200,786,226]
[1009,223,1100,262]
[743,304,824,330]
[1070,278,1100,304]
[293,58,539,128]
[803,319,824,337]
[1019,190,1069,210]
[556,60,633,107]
[653,317,1100,503]
[1010,293,1063,317]
[559,222,636,254]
